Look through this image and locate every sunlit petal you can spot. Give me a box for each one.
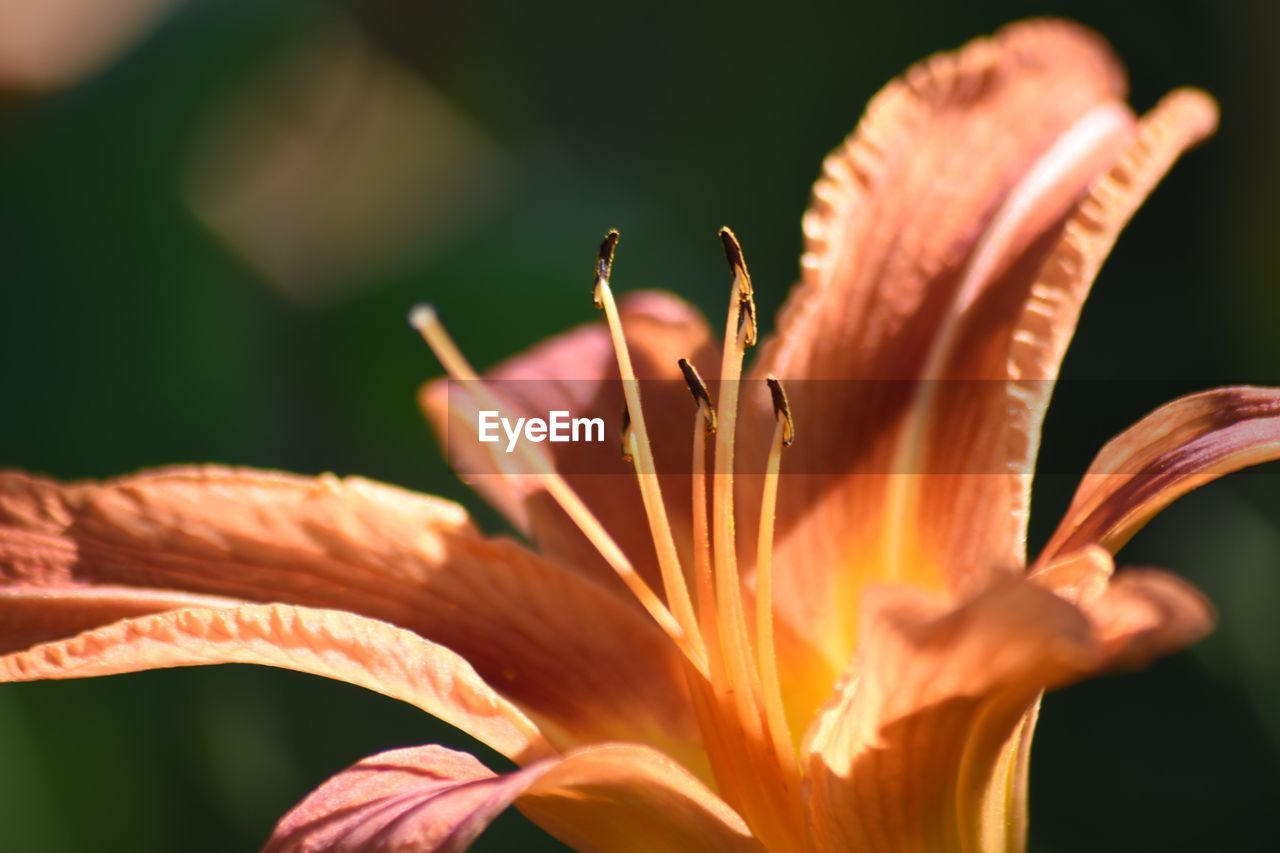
[805,559,1213,852]
[0,467,703,764]
[742,21,1131,687]
[737,23,1217,727]
[0,603,553,764]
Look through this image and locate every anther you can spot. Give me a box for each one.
[592,229,620,310]
[766,375,795,447]
[620,407,634,463]
[718,227,751,298]
[740,298,758,347]
[719,227,757,346]
[678,357,718,434]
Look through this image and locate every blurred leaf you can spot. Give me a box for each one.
[186,13,507,305]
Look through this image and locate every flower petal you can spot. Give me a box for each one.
[805,558,1212,852]
[1041,387,1280,563]
[0,466,702,764]
[421,290,717,601]
[740,20,1216,712]
[0,603,552,764]
[1004,89,1219,547]
[267,742,758,852]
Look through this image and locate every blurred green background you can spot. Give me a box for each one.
[2,0,1278,849]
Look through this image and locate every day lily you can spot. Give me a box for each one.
[1,17,1275,852]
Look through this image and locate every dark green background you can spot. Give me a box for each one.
[2,0,1278,849]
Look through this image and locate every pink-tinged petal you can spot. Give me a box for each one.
[0,603,552,764]
[421,290,717,601]
[0,467,703,767]
[1041,387,1280,563]
[268,743,757,853]
[0,0,175,91]
[266,746,507,853]
[739,20,1217,717]
[805,557,1213,852]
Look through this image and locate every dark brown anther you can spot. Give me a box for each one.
[766,375,794,447]
[620,406,634,462]
[718,226,751,297]
[740,297,758,347]
[678,357,718,434]
[719,227,757,346]
[592,229,620,310]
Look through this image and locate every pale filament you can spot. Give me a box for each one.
[593,237,705,666]
[756,376,796,769]
[680,358,722,677]
[710,230,767,736]
[704,231,804,848]
[409,304,707,676]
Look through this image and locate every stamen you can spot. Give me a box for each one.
[708,231,806,841]
[766,375,795,447]
[710,227,765,732]
[681,358,720,659]
[719,227,752,299]
[589,233,706,666]
[591,229,620,310]
[410,303,706,674]
[720,227,757,346]
[757,376,796,766]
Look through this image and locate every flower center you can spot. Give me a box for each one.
[412,231,806,848]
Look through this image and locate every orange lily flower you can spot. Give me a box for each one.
[1,18,1272,851]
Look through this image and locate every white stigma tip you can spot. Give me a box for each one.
[408,303,437,332]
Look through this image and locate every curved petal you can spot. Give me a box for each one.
[268,742,758,853]
[804,557,1212,852]
[742,20,1130,687]
[1003,89,1219,544]
[741,18,1216,712]
[0,603,552,764]
[1040,387,1280,563]
[421,290,717,600]
[0,467,703,765]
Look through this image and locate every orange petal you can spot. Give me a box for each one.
[805,560,1213,852]
[268,742,758,852]
[0,603,552,764]
[0,466,703,765]
[739,20,1217,716]
[1041,387,1280,563]
[421,290,717,602]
